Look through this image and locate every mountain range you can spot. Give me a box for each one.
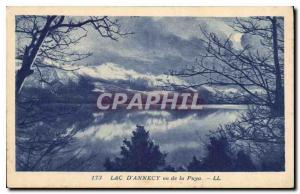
[20,62,254,105]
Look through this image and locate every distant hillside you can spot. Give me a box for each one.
[19,62,259,105]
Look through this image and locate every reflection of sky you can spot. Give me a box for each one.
[74,107,246,169]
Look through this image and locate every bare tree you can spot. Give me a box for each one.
[209,105,284,170]
[233,17,284,115]
[214,106,284,146]
[170,17,284,116]
[16,15,131,94]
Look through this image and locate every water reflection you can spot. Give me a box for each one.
[75,105,247,169]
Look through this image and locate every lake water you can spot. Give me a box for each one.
[72,105,248,170]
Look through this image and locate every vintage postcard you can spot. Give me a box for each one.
[6,7,294,188]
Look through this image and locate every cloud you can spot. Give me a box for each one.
[77,17,237,75]
[76,62,187,87]
[230,33,243,49]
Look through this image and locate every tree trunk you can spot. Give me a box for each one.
[16,65,34,94]
[271,17,284,116]
[16,16,56,95]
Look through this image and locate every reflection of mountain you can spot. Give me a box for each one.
[74,108,245,170]
[21,62,255,104]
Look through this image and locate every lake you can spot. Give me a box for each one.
[71,105,248,170]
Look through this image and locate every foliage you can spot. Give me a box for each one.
[187,137,257,171]
[104,125,167,171]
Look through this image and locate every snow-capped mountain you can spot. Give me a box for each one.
[22,62,190,90]
[19,61,257,104]
[76,63,189,91]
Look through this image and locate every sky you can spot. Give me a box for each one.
[77,17,243,75]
